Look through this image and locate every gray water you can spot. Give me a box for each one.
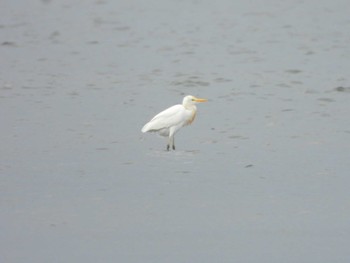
[1,0,350,262]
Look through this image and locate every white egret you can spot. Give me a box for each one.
[141,95,208,150]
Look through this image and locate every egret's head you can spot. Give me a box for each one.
[183,95,208,106]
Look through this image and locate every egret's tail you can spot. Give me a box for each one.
[141,122,169,137]
[141,122,151,133]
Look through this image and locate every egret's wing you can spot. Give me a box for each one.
[141,104,185,132]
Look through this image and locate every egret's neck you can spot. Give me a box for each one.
[183,104,197,111]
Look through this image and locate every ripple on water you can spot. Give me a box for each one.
[334,86,350,93]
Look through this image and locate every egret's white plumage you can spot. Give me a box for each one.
[141,95,207,150]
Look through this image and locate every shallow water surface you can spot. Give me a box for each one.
[1,0,350,262]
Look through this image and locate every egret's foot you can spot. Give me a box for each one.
[166,144,175,151]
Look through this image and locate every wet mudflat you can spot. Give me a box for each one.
[1,0,350,262]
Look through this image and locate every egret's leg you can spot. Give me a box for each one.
[172,136,175,150]
[167,136,171,151]
[167,128,176,151]
[167,135,175,151]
